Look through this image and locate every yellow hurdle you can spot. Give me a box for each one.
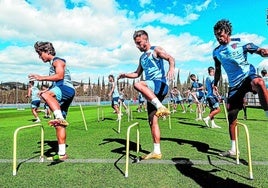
[118,101,122,133]
[167,101,171,129]
[222,99,229,126]
[13,124,44,176]
[125,122,140,178]
[97,106,104,122]
[235,122,253,180]
[80,104,88,131]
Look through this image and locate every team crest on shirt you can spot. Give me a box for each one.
[231,43,237,49]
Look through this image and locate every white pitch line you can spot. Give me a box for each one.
[2,158,268,165]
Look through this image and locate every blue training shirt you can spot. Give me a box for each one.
[31,86,40,101]
[139,46,166,83]
[213,38,258,88]
[49,57,74,89]
[263,76,268,89]
[205,75,214,97]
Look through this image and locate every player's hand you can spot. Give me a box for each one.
[117,73,126,80]
[166,70,175,81]
[28,74,40,81]
[213,85,218,92]
[260,48,268,57]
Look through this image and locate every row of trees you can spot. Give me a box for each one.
[0,70,229,104]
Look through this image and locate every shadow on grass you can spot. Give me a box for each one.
[99,138,149,176]
[162,138,252,181]
[177,120,207,128]
[16,140,65,172]
[172,157,253,188]
[135,117,148,121]
[161,137,222,155]
[16,155,42,173]
[207,155,251,180]
[36,140,68,166]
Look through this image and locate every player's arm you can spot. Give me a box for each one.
[28,60,65,81]
[198,83,204,90]
[213,57,221,88]
[244,43,268,57]
[108,82,115,97]
[118,63,143,80]
[154,46,175,80]
[26,87,31,98]
[255,48,268,57]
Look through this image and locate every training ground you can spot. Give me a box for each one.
[0,104,268,187]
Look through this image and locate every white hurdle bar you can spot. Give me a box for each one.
[125,122,140,178]
[13,123,44,176]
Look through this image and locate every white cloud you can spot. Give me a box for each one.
[137,11,199,26]
[138,0,151,8]
[258,59,268,70]
[195,0,212,12]
[0,0,267,87]
[233,33,266,45]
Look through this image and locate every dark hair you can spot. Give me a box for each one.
[108,74,114,80]
[41,84,49,88]
[261,69,267,76]
[133,30,148,40]
[28,81,34,85]
[214,19,232,36]
[190,74,196,78]
[34,41,56,56]
[208,66,214,73]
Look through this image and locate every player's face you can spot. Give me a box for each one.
[38,52,50,63]
[214,29,229,45]
[190,76,196,81]
[209,69,215,76]
[134,35,148,52]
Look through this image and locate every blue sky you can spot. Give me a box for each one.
[0,0,267,85]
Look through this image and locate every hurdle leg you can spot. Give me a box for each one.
[13,124,44,176]
[80,104,88,131]
[97,106,100,122]
[222,99,229,126]
[167,101,171,129]
[128,102,130,122]
[131,108,133,121]
[235,122,253,180]
[125,122,140,178]
[117,101,122,133]
[101,107,104,121]
[97,106,104,122]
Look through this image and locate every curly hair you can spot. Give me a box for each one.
[34,41,56,56]
[213,19,232,36]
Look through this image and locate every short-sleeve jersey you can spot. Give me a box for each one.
[119,92,124,100]
[213,38,258,88]
[140,46,166,83]
[109,81,119,98]
[138,93,145,102]
[191,81,203,92]
[31,86,40,101]
[205,75,214,97]
[49,57,74,89]
[263,76,268,89]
